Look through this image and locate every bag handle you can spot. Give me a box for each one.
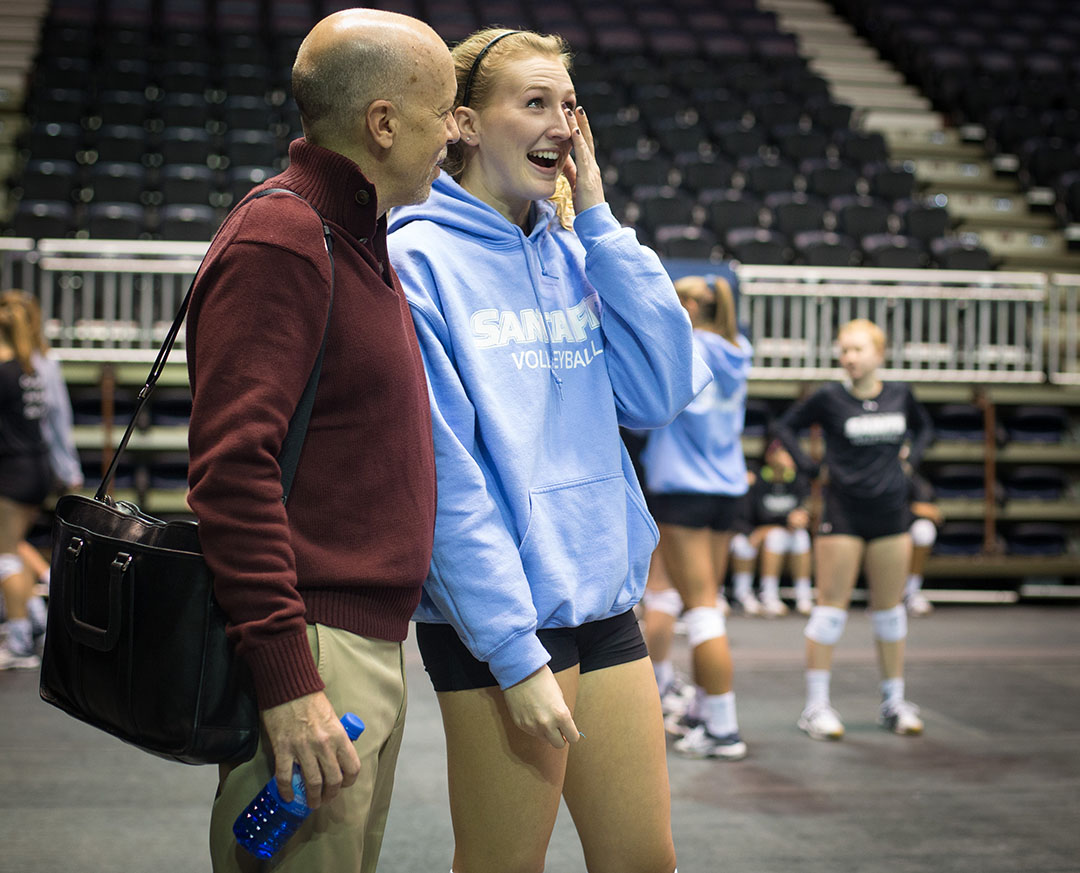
[95,188,335,505]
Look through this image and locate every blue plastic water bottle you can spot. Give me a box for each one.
[233,712,365,860]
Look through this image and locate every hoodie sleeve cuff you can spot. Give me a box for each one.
[572,202,622,248]
[245,631,326,710]
[486,630,552,690]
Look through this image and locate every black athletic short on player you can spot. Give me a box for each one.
[817,487,909,541]
[416,609,649,692]
[647,492,742,531]
[0,453,51,506]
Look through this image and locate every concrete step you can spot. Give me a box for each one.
[929,191,1058,230]
[883,128,987,160]
[797,41,882,63]
[964,226,1070,255]
[910,157,1020,192]
[863,109,948,135]
[830,83,933,111]
[809,60,906,86]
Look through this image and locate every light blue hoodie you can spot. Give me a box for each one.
[388,172,711,689]
[640,330,753,497]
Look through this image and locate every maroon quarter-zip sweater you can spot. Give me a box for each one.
[186,139,436,708]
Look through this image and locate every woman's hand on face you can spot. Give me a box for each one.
[562,106,605,215]
[503,664,581,749]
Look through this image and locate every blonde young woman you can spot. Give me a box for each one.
[639,275,752,761]
[772,319,933,740]
[388,28,707,873]
[0,293,52,669]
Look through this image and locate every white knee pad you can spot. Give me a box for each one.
[871,604,908,642]
[0,553,22,582]
[910,517,937,548]
[804,605,848,645]
[642,587,684,618]
[683,606,727,648]
[790,527,811,555]
[730,532,757,561]
[763,526,794,555]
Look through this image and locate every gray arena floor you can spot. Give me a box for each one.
[2,604,1078,873]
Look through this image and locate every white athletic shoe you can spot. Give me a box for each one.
[759,595,789,618]
[795,593,814,616]
[659,674,697,720]
[672,724,748,760]
[664,713,701,739]
[879,699,924,735]
[798,703,845,740]
[0,643,41,671]
[906,593,934,617]
[736,592,763,616]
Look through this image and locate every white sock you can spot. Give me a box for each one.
[5,617,33,655]
[794,577,812,599]
[904,574,922,599]
[806,669,831,708]
[881,677,905,706]
[760,574,780,600]
[704,691,738,737]
[654,659,674,694]
[689,685,706,721]
[732,571,754,601]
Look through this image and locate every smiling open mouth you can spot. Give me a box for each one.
[527,150,559,169]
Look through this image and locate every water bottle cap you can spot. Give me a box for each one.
[340,712,365,741]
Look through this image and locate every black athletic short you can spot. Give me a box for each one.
[0,453,52,506]
[416,608,649,692]
[817,487,909,542]
[647,492,742,531]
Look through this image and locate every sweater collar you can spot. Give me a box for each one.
[274,138,380,243]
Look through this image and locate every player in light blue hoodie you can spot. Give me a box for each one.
[640,274,753,762]
[387,28,707,873]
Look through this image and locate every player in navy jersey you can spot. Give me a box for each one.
[729,440,814,617]
[772,319,933,740]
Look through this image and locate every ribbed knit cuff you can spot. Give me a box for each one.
[246,631,325,710]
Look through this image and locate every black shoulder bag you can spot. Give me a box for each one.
[39,189,334,765]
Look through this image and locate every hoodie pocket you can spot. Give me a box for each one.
[518,472,659,615]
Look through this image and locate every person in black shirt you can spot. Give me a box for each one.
[0,293,51,670]
[729,440,814,617]
[772,319,933,741]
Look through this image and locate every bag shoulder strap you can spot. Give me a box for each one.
[95,187,335,506]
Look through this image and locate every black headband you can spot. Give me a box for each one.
[461,30,524,108]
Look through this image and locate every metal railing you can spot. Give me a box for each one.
[2,237,1078,384]
[738,265,1050,383]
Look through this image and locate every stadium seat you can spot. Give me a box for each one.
[895,198,951,244]
[861,232,924,268]
[1003,406,1069,443]
[676,154,735,193]
[930,237,994,270]
[87,161,146,204]
[87,202,146,239]
[13,200,75,238]
[1005,522,1067,556]
[738,154,798,196]
[653,225,720,261]
[801,157,859,199]
[724,227,790,265]
[864,161,918,202]
[159,203,218,241]
[17,159,80,202]
[160,164,216,205]
[1002,466,1067,500]
[829,194,892,240]
[765,191,827,237]
[931,403,985,441]
[701,189,762,236]
[793,229,860,267]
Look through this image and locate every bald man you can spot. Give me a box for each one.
[185,10,458,871]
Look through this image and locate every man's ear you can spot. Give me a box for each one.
[367,99,396,149]
[454,106,478,143]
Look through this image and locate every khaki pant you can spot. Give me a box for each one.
[209,625,407,872]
